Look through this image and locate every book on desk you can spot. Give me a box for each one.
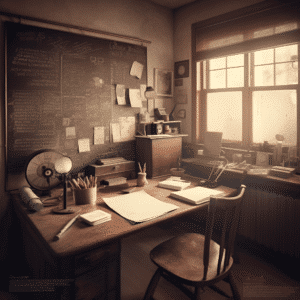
[80,210,111,226]
[158,177,191,190]
[170,186,225,205]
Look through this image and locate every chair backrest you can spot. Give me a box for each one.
[203,184,246,280]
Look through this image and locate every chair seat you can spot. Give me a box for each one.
[150,233,233,283]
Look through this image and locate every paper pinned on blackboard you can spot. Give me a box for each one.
[66,126,76,139]
[129,89,142,108]
[78,138,90,152]
[140,84,146,101]
[130,61,144,79]
[119,116,136,142]
[116,84,126,105]
[94,126,105,145]
[111,123,121,143]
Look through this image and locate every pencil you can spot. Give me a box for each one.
[55,214,80,240]
[72,178,81,189]
[138,162,142,173]
[78,177,87,189]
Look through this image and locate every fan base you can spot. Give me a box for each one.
[52,207,80,214]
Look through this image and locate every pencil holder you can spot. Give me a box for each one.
[73,186,97,205]
[137,172,148,187]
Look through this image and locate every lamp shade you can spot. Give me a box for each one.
[144,86,156,99]
[54,156,72,174]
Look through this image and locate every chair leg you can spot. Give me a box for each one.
[195,286,203,300]
[143,268,162,300]
[228,272,241,300]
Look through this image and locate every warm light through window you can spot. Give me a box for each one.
[253,90,297,145]
[199,43,298,147]
[207,92,242,141]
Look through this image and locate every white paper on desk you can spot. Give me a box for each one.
[103,190,179,223]
[129,89,142,108]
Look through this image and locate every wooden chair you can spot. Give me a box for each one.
[143,184,246,300]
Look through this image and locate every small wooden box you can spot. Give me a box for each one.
[86,160,136,184]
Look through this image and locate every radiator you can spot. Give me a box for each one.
[238,188,300,259]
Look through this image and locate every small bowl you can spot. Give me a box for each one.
[170,168,185,177]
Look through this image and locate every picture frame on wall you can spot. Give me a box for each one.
[154,68,174,97]
[174,60,189,79]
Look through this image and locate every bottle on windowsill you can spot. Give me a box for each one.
[272,141,282,166]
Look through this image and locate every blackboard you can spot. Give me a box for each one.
[5,22,147,190]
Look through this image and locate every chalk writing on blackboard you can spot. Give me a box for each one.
[5,22,147,191]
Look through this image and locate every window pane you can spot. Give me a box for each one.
[209,57,226,70]
[253,90,297,145]
[276,63,298,85]
[227,67,244,87]
[254,49,274,65]
[254,65,274,86]
[227,54,244,67]
[275,44,297,63]
[207,92,242,141]
[210,70,226,89]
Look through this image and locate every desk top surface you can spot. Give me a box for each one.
[12,175,235,258]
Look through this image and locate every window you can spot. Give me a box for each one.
[192,1,300,150]
[197,44,298,147]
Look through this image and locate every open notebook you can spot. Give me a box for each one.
[170,186,225,205]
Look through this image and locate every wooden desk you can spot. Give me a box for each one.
[11,176,235,300]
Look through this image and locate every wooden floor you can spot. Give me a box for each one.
[121,217,300,300]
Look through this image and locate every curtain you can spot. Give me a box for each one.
[193,0,300,60]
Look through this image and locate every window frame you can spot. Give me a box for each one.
[198,48,299,149]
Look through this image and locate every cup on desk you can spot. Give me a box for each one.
[73,186,97,205]
[137,172,148,187]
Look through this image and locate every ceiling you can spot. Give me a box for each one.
[149,0,197,9]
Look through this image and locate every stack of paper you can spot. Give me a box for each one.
[103,190,178,223]
[80,210,111,226]
[158,177,191,191]
[170,186,225,205]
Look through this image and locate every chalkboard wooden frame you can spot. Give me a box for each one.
[5,21,147,191]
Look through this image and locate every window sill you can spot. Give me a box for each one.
[181,157,300,198]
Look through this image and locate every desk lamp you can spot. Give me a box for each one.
[52,156,78,214]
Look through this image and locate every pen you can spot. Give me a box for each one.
[138,162,142,173]
[55,214,80,240]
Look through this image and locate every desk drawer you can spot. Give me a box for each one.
[75,242,120,276]
[87,161,136,183]
[88,161,135,176]
[75,256,119,300]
